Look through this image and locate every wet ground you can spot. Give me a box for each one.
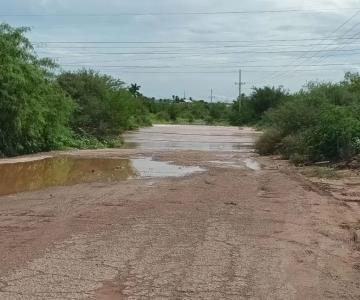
[0,125,359,299]
[0,125,257,196]
[0,155,205,196]
[123,125,258,152]
[0,157,135,196]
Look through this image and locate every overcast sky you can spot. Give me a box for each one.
[1,0,360,101]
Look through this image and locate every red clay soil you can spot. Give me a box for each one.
[0,127,359,299]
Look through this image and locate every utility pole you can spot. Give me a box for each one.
[235,69,245,112]
[210,88,213,103]
[238,70,242,111]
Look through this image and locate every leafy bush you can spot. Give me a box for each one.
[0,23,235,158]
[303,105,360,161]
[145,99,231,125]
[57,70,152,138]
[257,79,360,163]
[231,86,289,125]
[0,24,153,157]
[0,24,74,156]
[255,129,282,155]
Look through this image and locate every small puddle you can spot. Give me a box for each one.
[132,157,205,178]
[208,160,243,169]
[208,159,261,171]
[0,156,205,196]
[244,159,261,171]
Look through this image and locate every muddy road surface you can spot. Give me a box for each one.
[0,125,359,299]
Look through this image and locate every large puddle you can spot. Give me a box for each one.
[0,156,205,196]
[0,126,258,196]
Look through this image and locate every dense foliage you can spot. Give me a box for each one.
[0,24,74,156]
[4,22,360,164]
[145,99,231,125]
[57,70,151,136]
[0,24,232,157]
[243,76,360,163]
[230,87,289,125]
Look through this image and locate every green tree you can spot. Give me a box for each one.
[257,78,360,162]
[230,86,289,125]
[129,83,142,97]
[57,70,150,136]
[0,23,74,156]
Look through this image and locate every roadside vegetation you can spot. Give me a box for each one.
[145,99,230,125]
[0,24,231,157]
[0,24,74,157]
[3,23,360,164]
[231,75,360,165]
[57,70,151,148]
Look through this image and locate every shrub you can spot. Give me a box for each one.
[280,133,309,161]
[231,86,289,125]
[0,24,74,156]
[303,105,360,161]
[258,79,360,163]
[255,129,283,155]
[155,111,171,122]
[57,70,151,136]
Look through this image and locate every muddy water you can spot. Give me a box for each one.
[0,125,256,196]
[0,156,206,196]
[0,157,135,196]
[123,125,259,152]
[244,158,262,171]
[132,157,205,178]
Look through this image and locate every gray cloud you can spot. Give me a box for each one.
[1,0,359,100]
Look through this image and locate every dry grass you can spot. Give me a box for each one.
[300,166,342,179]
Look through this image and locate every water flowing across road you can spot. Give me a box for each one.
[123,124,259,152]
[0,125,359,300]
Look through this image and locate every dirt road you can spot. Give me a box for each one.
[0,125,359,299]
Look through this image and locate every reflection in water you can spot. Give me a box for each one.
[0,126,259,196]
[244,159,261,171]
[132,157,205,178]
[0,156,206,196]
[0,157,135,196]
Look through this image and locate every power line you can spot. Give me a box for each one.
[36,48,360,56]
[57,67,357,73]
[52,58,265,65]
[2,8,360,17]
[59,63,360,68]
[275,31,360,83]
[276,23,360,82]
[100,71,238,74]
[309,25,360,68]
[261,10,360,83]
[31,37,360,44]
[32,42,360,50]
[44,50,360,64]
